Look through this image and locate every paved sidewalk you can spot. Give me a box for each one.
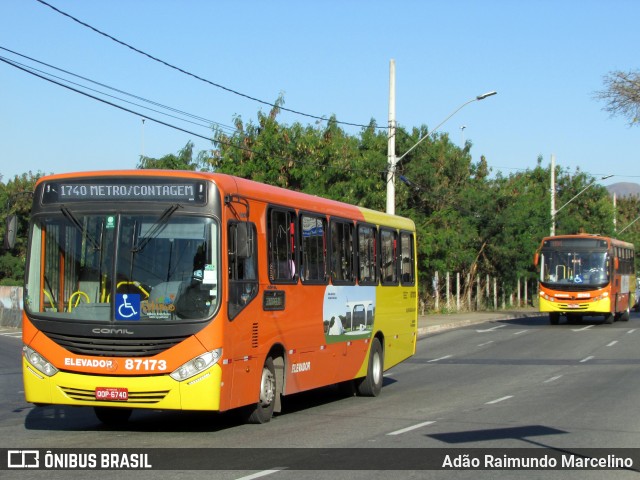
[417,307,542,338]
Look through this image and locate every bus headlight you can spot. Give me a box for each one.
[170,348,222,381]
[23,345,58,377]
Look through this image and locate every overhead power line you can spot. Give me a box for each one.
[0,56,218,143]
[35,0,383,130]
[0,45,237,135]
[0,55,386,179]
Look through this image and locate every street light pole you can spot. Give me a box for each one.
[385,61,496,214]
[386,59,397,215]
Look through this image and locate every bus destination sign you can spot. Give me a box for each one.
[41,179,207,204]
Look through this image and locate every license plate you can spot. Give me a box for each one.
[567,304,580,309]
[95,387,128,401]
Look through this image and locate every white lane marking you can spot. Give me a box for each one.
[544,375,562,383]
[628,329,637,334]
[485,395,513,405]
[477,341,494,347]
[476,325,507,333]
[572,325,594,332]
[387,421,436,436]
[0,332,22,338]
[428,355,452,363]
[513,330,528,335]
[606,341,618,347]
[235,469,286,480]
[580,356,594,363]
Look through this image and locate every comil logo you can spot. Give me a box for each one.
[8,450,39,468]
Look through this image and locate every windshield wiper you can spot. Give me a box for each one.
[61,206,101,251]
[131,204,181,253]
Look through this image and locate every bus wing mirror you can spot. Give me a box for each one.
[4,214,17,250]
[235,222,253,259]
[533,252,539,267]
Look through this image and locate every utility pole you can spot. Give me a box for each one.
[383,59,495,214]
[550,154,556,236]
[613,192,617,232]
[386,59,397,215]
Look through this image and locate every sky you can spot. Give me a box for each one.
[1,0,638,188]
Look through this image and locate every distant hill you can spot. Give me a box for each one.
[607,182,640,198]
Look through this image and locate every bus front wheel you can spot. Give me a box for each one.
[549,313,560,325]
[246,356,277,424]
[604,313,615,324]
[356,338,383,397]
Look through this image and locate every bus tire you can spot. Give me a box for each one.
[246,356,277,424]
[94,407,132,426]
[620,308,630,322]
[604,313,615,324]
[356,338,383,397]
[549,313,560,325]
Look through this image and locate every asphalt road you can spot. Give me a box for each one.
[1,313,639,479]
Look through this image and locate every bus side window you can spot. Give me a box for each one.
[300,215,327,284]
[228,221,258,319]
[357,224,378,285]
[400,231,415,285]
[268,208,297,283]
[330,219,355,285]
[380,228,398,285]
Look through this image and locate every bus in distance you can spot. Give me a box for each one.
[534,234,635,325]
[18,170,418,425]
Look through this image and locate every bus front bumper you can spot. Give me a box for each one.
[539,296,611,315]
[23,359,223,411]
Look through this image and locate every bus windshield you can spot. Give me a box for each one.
[539,249,609,288]
[25,211,219,322]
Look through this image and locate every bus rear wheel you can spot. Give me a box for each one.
[356,338,383,397]
[246,356,277,424]
[620,308,630,322]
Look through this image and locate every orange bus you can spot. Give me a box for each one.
[20,170,418,424]
[534,234,635,325]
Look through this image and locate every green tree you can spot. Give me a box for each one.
[393,126,485,281]
[553,167,615,236]
[212,96,387,208]
[137,141,213,171]
[482,160,551,290]
[0,172,42,285]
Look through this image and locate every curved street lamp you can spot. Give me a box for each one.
[550,173,613,236]
[386,83,497,214]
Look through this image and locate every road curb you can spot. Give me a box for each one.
[417,310,543,338]
[418,317,492,338]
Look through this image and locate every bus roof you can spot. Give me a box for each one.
[35,170,416,231]
[538,234,634,250]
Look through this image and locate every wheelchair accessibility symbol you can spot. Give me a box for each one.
[115,294,141,320]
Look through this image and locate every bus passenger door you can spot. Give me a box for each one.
[226,220,262,409]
